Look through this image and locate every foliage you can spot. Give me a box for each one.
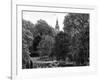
[22,19,34,68]
[37,35,55,56]
[32,19,56,37]
[29,19,56,57]
[22,13,89,68]
[63,13,89,37]
[53,31,70,61]
[63,13,89,65]
[76,26,89,65]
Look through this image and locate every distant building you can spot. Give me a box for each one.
[55,18,59,34]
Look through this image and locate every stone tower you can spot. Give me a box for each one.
[55,18,59,33]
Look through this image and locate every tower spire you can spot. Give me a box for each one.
[55,18,59,33]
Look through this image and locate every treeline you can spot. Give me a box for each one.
[22,13,89,69]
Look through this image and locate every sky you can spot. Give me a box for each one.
[23,11,68,31]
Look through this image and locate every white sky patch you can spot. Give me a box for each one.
[23,11,68,31]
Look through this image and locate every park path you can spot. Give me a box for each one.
[30,57,57,64]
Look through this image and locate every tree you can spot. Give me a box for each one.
[37,35,55,56]
[22,19,34,34]
[63,13,89,65]
[63,13,89,37]
[22,19,34,68]
[53,31,70,61]
[29,19,56,57]
[33,19,56,37]
[78,26,89,65]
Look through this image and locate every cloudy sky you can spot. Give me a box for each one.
[23,11,68,31]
